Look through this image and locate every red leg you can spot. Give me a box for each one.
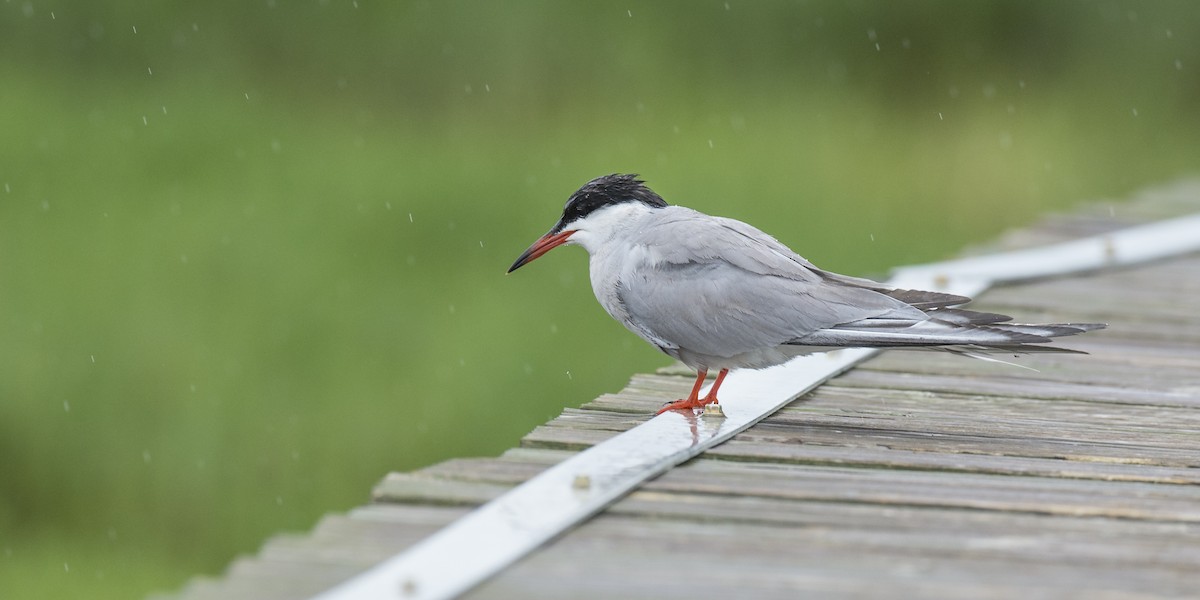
[656,369,708,415]
[698,368,729,407]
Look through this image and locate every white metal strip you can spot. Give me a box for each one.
[315,210,1200,600]
[889,212,1200,291]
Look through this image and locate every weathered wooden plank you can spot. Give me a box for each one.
[858,344,1200,387]
[376,454,1200,524]
[460,444,1200,486]
[472,513,1198,600]
[831,368,1200,408]
[536,397,1200,463]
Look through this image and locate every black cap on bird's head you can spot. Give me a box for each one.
[557,174,667,230]
[507,174,667,273]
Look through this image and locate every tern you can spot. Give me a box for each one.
[508,174,1105,414]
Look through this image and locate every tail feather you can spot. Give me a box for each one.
[883,288,972,309]
[986,323,1098,338]
[790,318,1106,354]
[798,271,1107,358]
[791,326,1052,348]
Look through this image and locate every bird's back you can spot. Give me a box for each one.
[593,207,925,361]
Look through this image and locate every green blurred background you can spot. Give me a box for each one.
[1,1,1197,598]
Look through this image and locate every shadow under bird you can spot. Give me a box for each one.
[508,174,1106,414]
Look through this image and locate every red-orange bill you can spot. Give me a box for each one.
[507,230,575,273]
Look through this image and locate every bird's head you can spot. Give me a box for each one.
[507,173,667,273]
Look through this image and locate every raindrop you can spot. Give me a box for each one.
[21,3,32,17]
[91,355,96,363]
[1175,58,1183,70]
[276,496,283,505]
[867,29,877,42]
[3,183,9,193]
[478,240,484,248]
[142,116,148,125]
[132,25,137,34]
[550,323,559,334]
[64,563,70,573]
[1166,29,1173,39]
[1018,80,1026,89]
[143,451,152,464]
[724,2,730,9]
[707,139,714,148]
[448,304,456,314]
[271,139,281,153]
[874,43,880,51]
[51,11,55,19]
[627,9,632,17]
[63,400,70,412]
[408,212,414,223]
[192,23,199,32]
[244,92,250,100]
[180,254,189,264]
[565,370,573,380]
[353,0,358,6]
[190,384,196,392]
[385,201,392,210]
[147,67,153,75]
[484,83,491,92]
[1131,108,1139,117]
[161,106,167,114]
[937,112,944,120]
[901,38,911,49]
[869,233,875,242]
[464,84,472,94]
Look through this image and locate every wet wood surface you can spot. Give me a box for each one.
[167,180,1200,600]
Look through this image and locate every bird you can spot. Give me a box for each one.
[507,174,1105,415]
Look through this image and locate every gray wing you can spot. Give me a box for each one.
[617,208,1102,357]
[617,209,928,358]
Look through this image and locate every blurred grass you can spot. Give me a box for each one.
[1,1,1198,598]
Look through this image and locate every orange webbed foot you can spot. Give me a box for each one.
[656,397,713,415]
[654,368,729,415]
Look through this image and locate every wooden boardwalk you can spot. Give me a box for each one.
[170,181,1200,600]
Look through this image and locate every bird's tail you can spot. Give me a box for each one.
[788,306,1106,354]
